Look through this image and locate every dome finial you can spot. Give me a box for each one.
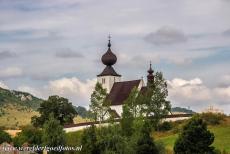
[147,61,154,85]
[108,34,111,48]
[148,61,153,74]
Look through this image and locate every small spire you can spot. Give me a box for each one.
[148,61,153,74]
[147,61,154,86]
[108,34,111,48]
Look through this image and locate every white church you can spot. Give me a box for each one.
[64,38,192,132]
[97,38,152,118]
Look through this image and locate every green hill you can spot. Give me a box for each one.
[171,107,195,114]
[155,117,230,153]
[0,87,43,110]
[0,87,43,129]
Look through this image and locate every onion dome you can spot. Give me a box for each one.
[97,37,121,77]
[147,62,154,84]
[101,40,117,66]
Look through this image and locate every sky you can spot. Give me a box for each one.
[0,0,230,113]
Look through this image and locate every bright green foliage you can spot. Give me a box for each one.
[174,116,215,154]
[32,95,77,127]
[140,72,171,128]
[124,87,140,117]
[121,104,134,137]
[13,125,42,147]
[90,82,110,122]
[42,114,65,154]
[81,125,100,154]
[97,125,126,154]
[0,129,11,144]
[136,121,159,154]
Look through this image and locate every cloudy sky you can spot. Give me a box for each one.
[0,0,230,113]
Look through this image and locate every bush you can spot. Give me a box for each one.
[158,121,172,131]
[174,116,215,154]
[200,112,225,125]
[0,129,12,144]
[13,125,42,147]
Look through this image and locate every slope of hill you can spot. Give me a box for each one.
[0,87,42,110]
[155,117,230,153]
[171,107,195,114]
[0,87,43,129]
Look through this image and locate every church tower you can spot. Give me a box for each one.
[97,37,121,93]
[147,62,154,86]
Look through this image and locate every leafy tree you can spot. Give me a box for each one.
[42,114,65,154]
[81,125,100,154]
[136,121,159,154]
[97,124,126,154]
[13,125,42,147]
[90,83,110,122]
[0,129,11,144]
[32,95,77,127]
[140,72,171,129]
[123,87,140,118]
[121,104,134,137]
[174,116,215,154]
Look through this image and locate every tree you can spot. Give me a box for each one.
[174,116,215,154]
[81,125,100,154]
[90,82,110,122]
[97,124,126,154]
[136,121,159,154]
[140,72,171,129]
[124,87,140,118]
[121,104,134,137]
[32,95,77,127]
[0,129,11,144]
[42,114,65,154]
[13,125,42,147]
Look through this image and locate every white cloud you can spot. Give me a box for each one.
[17,85,43,98]
[17,77,97,107]
[46,77,97,107]
[168,78,211,103]
[214,86,230,98]
[0,81,9,89]
[0,67,23,78]
[168,77,230,113]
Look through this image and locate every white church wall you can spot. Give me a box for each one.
[97,75,121,93]
[110,105,123,117]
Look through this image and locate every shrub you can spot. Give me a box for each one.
[0,129,12,144]
[13,125,42,147]
[174,116,215,154]
[200,112,225,125]
[158,121,172,131]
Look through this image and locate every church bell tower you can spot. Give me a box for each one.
[97,36,121,93]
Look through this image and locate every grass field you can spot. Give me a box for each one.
[0,104,39,129]
[155,117,230,153]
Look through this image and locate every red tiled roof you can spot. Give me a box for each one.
[107,80,141,105]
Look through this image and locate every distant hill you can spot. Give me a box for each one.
[0,87,43,129]
[0,87,43,110]
[171,107,196,114]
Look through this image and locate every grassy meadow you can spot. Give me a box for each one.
[155,117,230,153]
[0,104,39,129]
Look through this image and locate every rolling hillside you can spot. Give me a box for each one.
[0,87,43,129]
